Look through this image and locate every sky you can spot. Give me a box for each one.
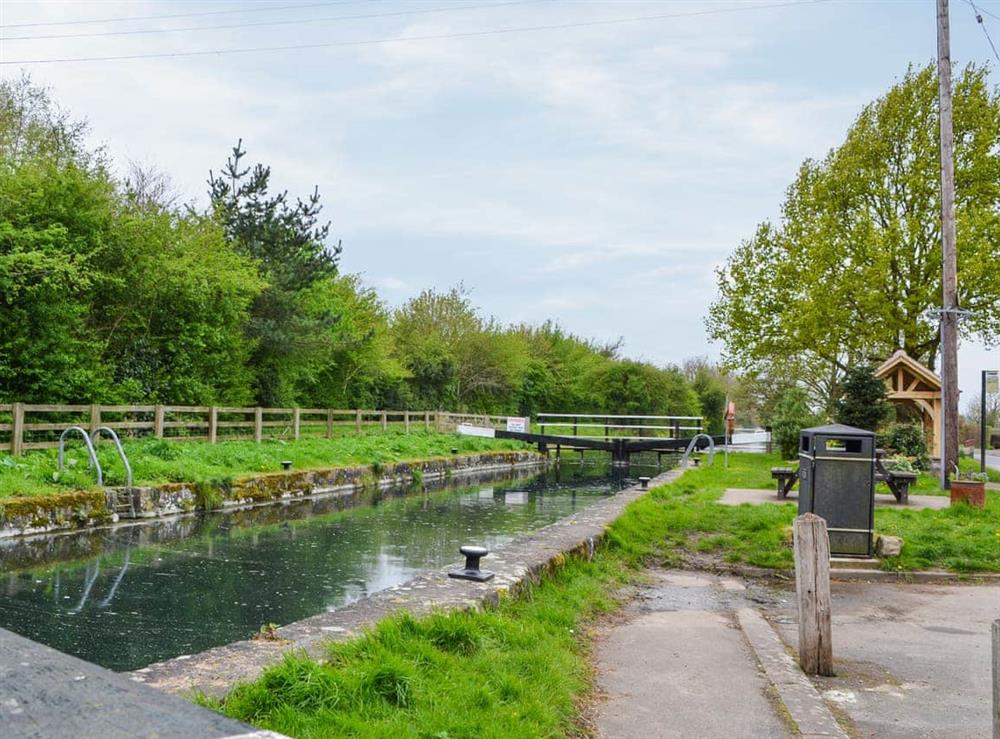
[1,0,998,404]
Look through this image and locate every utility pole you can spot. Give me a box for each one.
[937,0,960,489]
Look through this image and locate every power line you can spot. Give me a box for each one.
[964,0,1000,63]
[2,0,541,42]
[1,0,833,66]
[0,1,371,30]
[966,0,1000,22]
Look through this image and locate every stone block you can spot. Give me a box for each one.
[875,534,903,557]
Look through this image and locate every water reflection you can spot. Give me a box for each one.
[0,457,666,671]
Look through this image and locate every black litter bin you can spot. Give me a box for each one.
[798,423,875,557]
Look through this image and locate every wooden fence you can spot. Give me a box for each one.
[0,403,516,456]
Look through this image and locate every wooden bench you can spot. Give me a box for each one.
[771,466,798,499]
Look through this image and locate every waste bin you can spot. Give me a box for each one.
[798,423,875,557]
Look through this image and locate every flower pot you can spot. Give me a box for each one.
[949,480,986,509]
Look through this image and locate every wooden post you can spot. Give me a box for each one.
[292,407,301,440]
[404,410,410,433]
[208,406,218,444]
[89,403,101,434]
[424,411,430,431]
[993,619,999,739]
[355,409,362,433]
[154,404,165,438]
[794,513,834,676]
[254,407,263,443]
[381,411,387,431]
[937,0,960,488]
[326,409,334,439]
[10,402,24,456]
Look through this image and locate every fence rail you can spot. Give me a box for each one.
[0,403,514,456]
[535,412,702,441]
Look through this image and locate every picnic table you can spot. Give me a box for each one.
[770,449,918,505]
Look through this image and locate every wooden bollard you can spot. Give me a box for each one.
[793,513,833,676]
[993,619,999,739]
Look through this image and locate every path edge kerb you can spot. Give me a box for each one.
[133,465,685,698]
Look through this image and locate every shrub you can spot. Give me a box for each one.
[771,388,815,460]
[880,423,930,470]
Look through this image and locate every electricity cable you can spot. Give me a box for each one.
[1,0,543,42]
[0,0,373,30]
[965,0,1000,63]
[1,0,834,66]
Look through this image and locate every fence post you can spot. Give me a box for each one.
[326,409,334,439]
[993,619,999,739]
[355,409,362,433]
[404,410,410,433]
[794,513,833,676]
[424,411,430,431]
[381,411,387,431]
[208,406,218,444]
[293,407,301,440]
[154,404,165,438]
[89,403,101,435]
[10,402,24,456]
[254,407,263,443]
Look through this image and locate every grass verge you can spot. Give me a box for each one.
[205,453,1000,738]
[0,431,528,499]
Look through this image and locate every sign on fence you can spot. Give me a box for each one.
[506,416,529,433]
[457,424,496,438]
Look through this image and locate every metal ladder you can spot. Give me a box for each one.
[58,426,135,517]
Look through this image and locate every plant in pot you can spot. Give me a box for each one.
[949,466,988,509]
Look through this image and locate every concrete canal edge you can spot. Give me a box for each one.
[0,450,546,540]
[131,466,686,698]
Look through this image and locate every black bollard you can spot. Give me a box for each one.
[638,476,650,489]
[281,460,293,471]
[448,545,495,582]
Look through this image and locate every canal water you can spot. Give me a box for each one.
[0,460,663,671]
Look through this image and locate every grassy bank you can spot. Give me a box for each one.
[205,453,999,738]
[0,431,528,499]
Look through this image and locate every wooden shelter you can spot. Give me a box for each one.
[874,350,941,460]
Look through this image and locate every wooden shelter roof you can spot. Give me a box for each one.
[874,350,941,391]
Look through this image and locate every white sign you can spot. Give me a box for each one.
[987,370,999,395]
[457,424,495,438]
[506,416,529,433]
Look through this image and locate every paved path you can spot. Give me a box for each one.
[763,580,999,738]
[0,627,281,739]
[719,488,949,510]
[594,570,812,738]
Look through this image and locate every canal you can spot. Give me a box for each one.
[0,460,660,671]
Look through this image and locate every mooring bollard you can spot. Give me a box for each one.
[638,476,650,489]
[451,447,459,455]
[794,513,833,676]
[281,460,292,471]
[448,545,495,582]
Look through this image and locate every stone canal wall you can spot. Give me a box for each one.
[133,466,685,698]
[0,451,545,541]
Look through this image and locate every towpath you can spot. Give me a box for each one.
[593,569,998,738]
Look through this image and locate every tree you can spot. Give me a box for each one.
[208,140,341,406]
[771,387,817,460]
[0,77,115,402]
[834,365,892,431]
[295,274,404,408]
[708,64,1000,407]
[683,357,731,435]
